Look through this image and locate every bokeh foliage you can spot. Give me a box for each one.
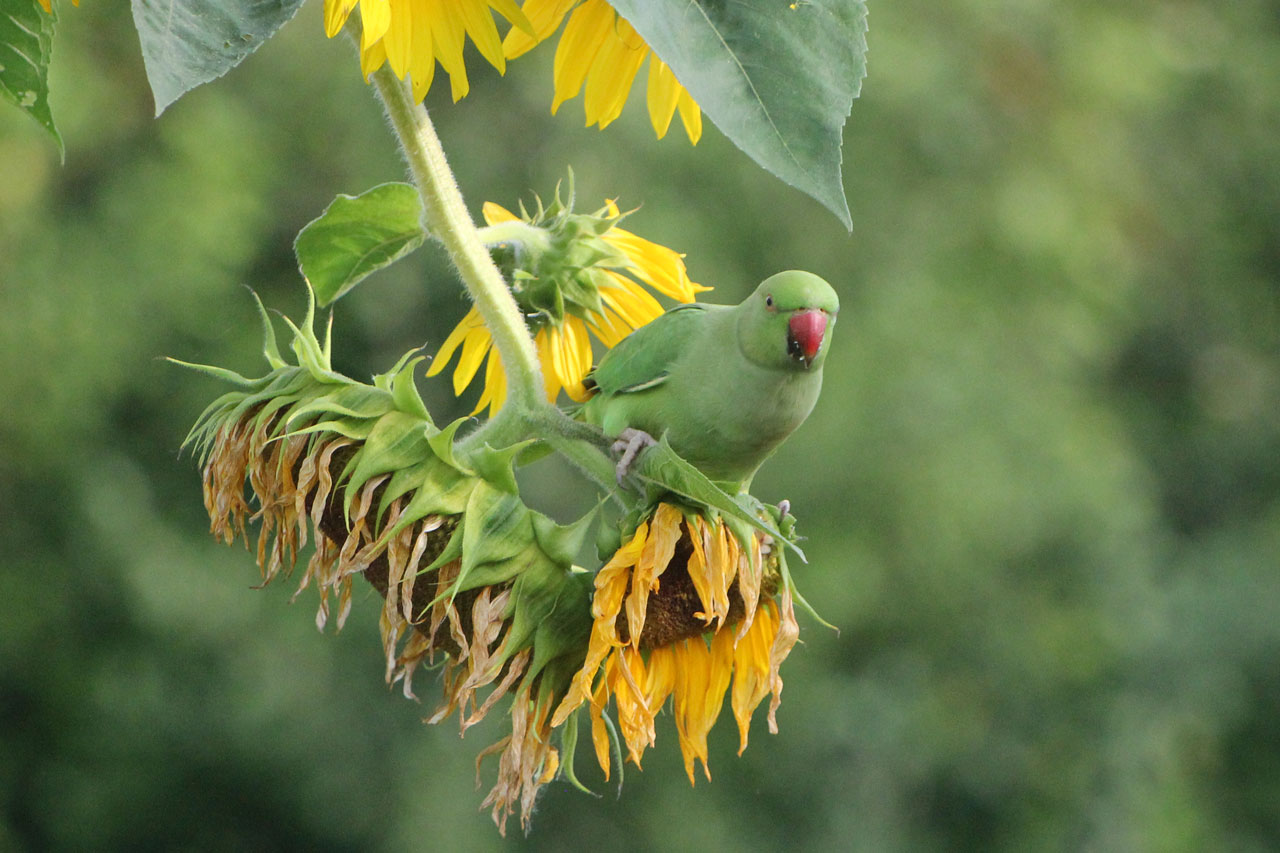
[2,1,1278,849]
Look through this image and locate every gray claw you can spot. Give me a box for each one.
[777,499,791,518]
[612,428,657,484]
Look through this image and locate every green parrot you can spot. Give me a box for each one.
[580,270,840,492]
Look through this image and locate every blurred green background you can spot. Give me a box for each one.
[3,2,1278,850]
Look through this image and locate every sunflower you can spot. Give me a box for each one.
[322,0,534,102]
[550,503,800,783]
[426,196,708,415]
[503,0,703,142]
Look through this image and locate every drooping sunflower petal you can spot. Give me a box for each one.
[456,0,508,74]
[330,0,531,102]
[408,10,437,100]
[585,307,632,348]
[551,0,612,115]
[427,307,481,375]
[324,0,359,37]
[599,272,665,329]
[646,57,681,139]
[360,0,393,48]
[582,16,647,129]
[383,0,414,75]
[559,315,594,401]
[503,0,576,60]
[731,600,777,753]
[471,341,508,415]
[603,227,708,302]
[676,87,704,144]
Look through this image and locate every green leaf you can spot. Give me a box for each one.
[1,0,62,156]
[131,0,305,116]
[457,482,535,590]
[608,0,868,229]
[634,435,805,561]
[294,183,426,306]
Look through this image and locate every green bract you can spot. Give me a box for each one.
[177,288,593,833]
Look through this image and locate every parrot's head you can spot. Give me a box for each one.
[738,270,839,371]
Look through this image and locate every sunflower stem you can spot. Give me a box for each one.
[367,64,545,415]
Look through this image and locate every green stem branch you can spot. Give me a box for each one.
[368,65,544,414]
[361,51,619,484]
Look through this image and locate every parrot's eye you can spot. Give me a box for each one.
[765,295,774,308]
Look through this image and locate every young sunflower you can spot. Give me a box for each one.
[322,0,534,101]
[503,0,703,142]
[550,502,801,783]
[427,194,708,415]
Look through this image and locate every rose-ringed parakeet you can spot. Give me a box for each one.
[580,270,839,492]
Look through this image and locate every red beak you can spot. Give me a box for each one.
[788,309,828,365]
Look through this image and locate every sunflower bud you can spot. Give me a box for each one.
[427,181,709,413]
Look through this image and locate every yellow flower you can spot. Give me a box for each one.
[551,503,800,783]
[322,0,534,102]
[36,0,77,12]
[426,198,708,415]
[503,0,703,142]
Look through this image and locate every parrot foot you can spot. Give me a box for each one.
[777,499,791,518]
[612,428,657,484]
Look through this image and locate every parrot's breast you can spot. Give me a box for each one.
[662,360,823,486]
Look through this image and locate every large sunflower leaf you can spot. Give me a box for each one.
[609,0,868,229]
[0,0,61,155]
[295,183,427,306]
[131,0,305,116]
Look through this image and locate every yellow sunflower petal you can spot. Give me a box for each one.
[457,0,507,73]
[535,326,561,400]
[552,0,612,115]
[425,306,483,377]
[646,57,681,139]
[603,227,707,302]
[503,0,576,60]
[429,2,471,101]
[585,307,631,348]
[482,201,520,225]
[454,326,495,395]
[589,677,612,780]
[731,600,778,753]
[408,10,437,101]
[488,0,538,39]
[360,0,393,48]
[625,503,682,644]
[582,16,647,128]
[324,0,359,37]
[383,0,414,76]
[677,86,703,144]
[360,37,390,80]
[559,316,593,401]
[766,585,801,733]
[472,342,508,415]
[600,273,664,329]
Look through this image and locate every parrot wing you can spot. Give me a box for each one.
[586,303,711,396]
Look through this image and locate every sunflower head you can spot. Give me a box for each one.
[428,179,708,413]
[551,499,801,785]
[180,287,599,834]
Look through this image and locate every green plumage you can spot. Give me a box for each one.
[581,270,840,491]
